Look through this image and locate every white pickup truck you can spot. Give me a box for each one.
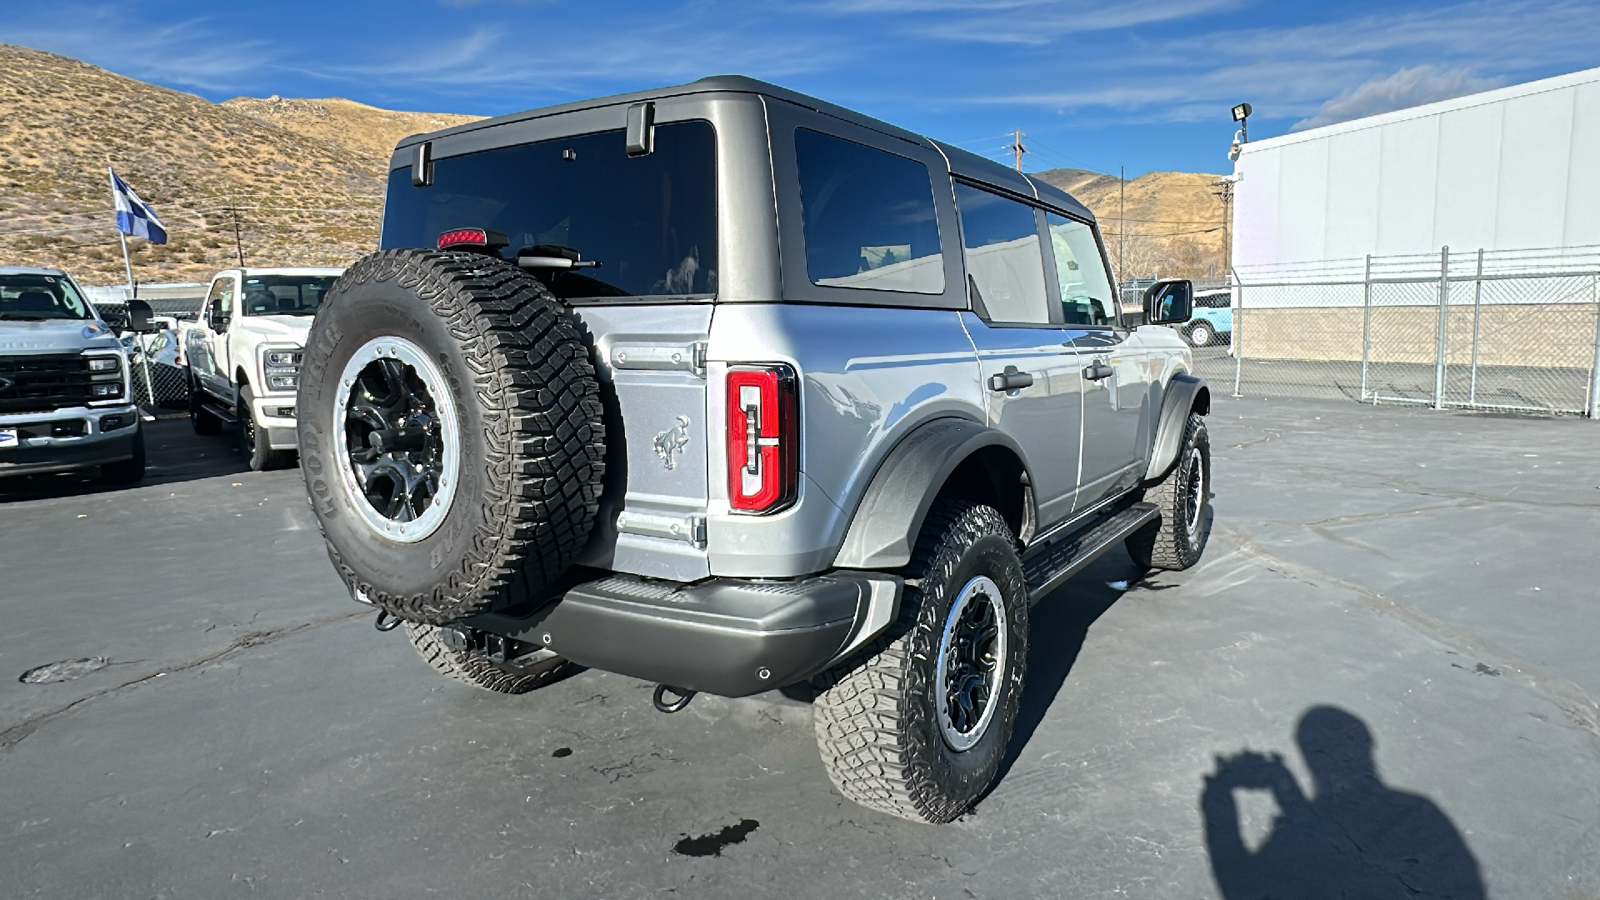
[181,267,343,470]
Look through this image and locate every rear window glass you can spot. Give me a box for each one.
[794,129,943,294]
[382,121,717,301]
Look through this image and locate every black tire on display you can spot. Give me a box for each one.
[403,622,571,694]
[812,500,1029,824]
[188,371,222,435]
[297,249,605,625]
[99,427,146,485]
[238,384,293,471]
[1127,411,1211,571]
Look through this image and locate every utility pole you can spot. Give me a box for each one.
[1011,129,1025,172]
[228,198,245,266]
[1211,177,1234,278]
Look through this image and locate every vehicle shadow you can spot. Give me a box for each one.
[1201,705,1485,899]
[990,546,1151,789]
[0,418,254,503]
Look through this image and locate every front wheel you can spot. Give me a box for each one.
[99,427,146,485]
[1127,411,1211,570]
[188,371,221,435]
[238,384,293,471]
[812,500,1029,823]
[1188,322,1214,347]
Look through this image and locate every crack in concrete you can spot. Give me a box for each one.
[0,611,366,755]
[1216,527,1600,741]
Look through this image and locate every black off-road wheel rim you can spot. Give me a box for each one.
[934,574,1009,752]
[333,336,460,543]
[1183,446,1206,537]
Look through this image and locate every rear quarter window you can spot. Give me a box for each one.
[793,129,944,295]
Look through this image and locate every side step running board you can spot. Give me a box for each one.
[202,401,239,426]
[1021,501,1159,602]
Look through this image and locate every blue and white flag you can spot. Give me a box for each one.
[108,167,168,245]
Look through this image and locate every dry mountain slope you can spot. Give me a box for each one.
[0,44,472,284]
[1032,168,1227,280]
[221,96,479,175]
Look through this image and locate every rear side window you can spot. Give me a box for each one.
[382,121,717,301]
[1045,213,1115,326]
[955,183,1049,324]
[794,129,943,294]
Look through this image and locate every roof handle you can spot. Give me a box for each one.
[626,102,655,157]
[411,141,433,188]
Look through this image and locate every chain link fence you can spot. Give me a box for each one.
[1204,246,1600,417]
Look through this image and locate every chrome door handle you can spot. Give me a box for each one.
[1083,361,1114,381]
[988,365,1035,392]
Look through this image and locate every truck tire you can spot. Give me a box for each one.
[100,427,146,485]
[238,384,293,471]
[403,622,571,693]
[297,249,605,625]
[188,371,221,435]
[1188,322,1214,347]
[1127,411,1210,570]
[812,500,1029,824]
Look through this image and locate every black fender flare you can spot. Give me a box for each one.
[1144,373,1210,482]
[833,417,1031,570]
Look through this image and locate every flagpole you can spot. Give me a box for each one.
[110,164,155,409]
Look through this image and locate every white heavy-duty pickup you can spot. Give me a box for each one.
[180,267,343,470]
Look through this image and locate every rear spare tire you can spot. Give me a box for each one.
[297,249,605,624]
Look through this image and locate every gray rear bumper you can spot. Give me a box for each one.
[463,571,900,697]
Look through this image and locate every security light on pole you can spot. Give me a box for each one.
[1231,102,1252,141]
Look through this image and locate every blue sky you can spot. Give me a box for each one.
[5,0,1598,176]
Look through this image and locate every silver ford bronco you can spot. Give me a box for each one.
[298,77,1211,824]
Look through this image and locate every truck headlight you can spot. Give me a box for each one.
[92,382,124,398]
[88,357,120,372]
[263,347,303,391]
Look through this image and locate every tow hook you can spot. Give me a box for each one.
[374,611,404,633]
[652,684,697,714]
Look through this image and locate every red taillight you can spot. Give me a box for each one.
[727,365,798,514]
[437,227,509,251]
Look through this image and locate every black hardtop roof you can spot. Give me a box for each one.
[394,76,1094,223]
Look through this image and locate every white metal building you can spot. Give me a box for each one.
[1232,66,1600,276]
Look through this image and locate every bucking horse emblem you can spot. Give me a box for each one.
[653,415,691,470]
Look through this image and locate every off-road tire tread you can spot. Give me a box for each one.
[1127,411,1209,570]
[812,500,1027,823]
[403,622,570,693]
[305,249,605,624]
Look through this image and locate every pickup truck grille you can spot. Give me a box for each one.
[0,353,98,414]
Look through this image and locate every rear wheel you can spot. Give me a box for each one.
[403,622,571,694]
[813,500,1029,823]
[1188,322,1214,347]
[1127,411,1211,570]
[297,249,605,624]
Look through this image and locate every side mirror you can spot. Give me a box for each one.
[1142,279,1193,326]
[208,298,230,333]
[126,299,157,334]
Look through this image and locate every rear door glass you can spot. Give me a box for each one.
[794,129,944,295]
[382,121,718,301]
[955,183,1050,324]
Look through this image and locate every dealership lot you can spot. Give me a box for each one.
[1,400,1597,899]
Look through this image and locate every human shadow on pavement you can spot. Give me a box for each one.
[1201,705,1485,899]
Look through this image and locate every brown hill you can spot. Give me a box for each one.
[221,96,479,176]
[0,44,471,285]
[1032,168,1229,281]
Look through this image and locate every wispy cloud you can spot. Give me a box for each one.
[803,0,1244,45]
[1292,65,1504,131]
[2,4,277,92]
